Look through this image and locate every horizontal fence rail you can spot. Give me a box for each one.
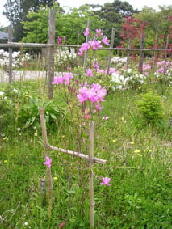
[0,42,171,52]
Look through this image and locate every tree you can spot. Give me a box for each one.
[90,0,137,45]
[3,0,57,41]
[22,5,105,44]
[135,6,172,48]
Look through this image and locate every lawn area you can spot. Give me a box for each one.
[0,79,172,228]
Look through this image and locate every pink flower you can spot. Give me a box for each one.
[95,29,103,37]
[63,72,73,85]
[102,36,110,46]
[86,69,94,77]
[97,69,107,74]
[157,67,165,74]
[143,64,151,71]
[52,76,64,84]
[83,28,90,37]
[57,36,63,45]
[88,40,102,50]
[44,156,52,168]
[84,114,91,119]
[100,177,111,186]
[78,42,90,56]
[77,83,107,105]
[108,68,117,74]
[93,61,99,70]
[52,73,73,85]
[95,103,102,111]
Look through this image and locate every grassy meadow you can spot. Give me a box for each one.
[0,77,172,228]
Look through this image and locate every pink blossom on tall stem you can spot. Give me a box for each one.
[83,28,90,37]
[95,29,103,37]
[93,61,100,70]
[88,40,103,50]
[57,36,63,45]
[44,156,52,168]
[77,83,107,104]
[52,73,73,85]
[86,69,94,77]
[100,177,111,186]
[78,42,90,56]
[102,36,110,46]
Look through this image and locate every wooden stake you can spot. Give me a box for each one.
[48,145,106,164]
[8,25,13,83]
[164,34,169,59]
[39,107,53,218]
[89,121,95,228]
[47,7,56,99]
[138,31,145,73]
[107,28,115,74]
[83,19,90,69]
[39,107,49,151]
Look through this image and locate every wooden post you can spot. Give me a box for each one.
[164,34,169,59]
[107,28,115,74]
[126,39,131,70]
[138,31,145,73]
[83,20,90,69]
[153,33,158,70]
[47,7,56,99]
[89,121,95,228]
[8,25,13,83]
[39,107,53,218]
[39,107,49,150]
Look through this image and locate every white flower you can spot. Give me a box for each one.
[23,222,29,226]
[127,68,132,73]
[13,89,18,93]
[0,91,4,96]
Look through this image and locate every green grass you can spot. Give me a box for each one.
[0,80,172,228]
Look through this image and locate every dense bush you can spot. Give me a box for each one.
[136,91,164,126]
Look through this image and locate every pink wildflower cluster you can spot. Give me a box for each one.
[52,73,73,85]
[95,29,103,37]
[78,28,110,56]
[44,156,52,168]
[100,177,111,186]
[77,83,107,111]
[143,63,151,75]
[86,69,94,77]
[83,27,90,37]
[156,61,172,74]
[84,28,104,37]
[78,40,103,56]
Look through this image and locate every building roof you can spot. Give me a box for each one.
[0,32,8,40]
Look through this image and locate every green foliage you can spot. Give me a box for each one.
[18,98,67,132]
[0,95,15,136]
[22,5,105,44]
[135,6,172,48]
[22,9,49,43]
[0,82,68,136]
[1,85,172,228]
[3,0,61,41]
[91,0,137,45]
[136,91,164,125]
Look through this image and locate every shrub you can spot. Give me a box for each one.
[17,99,68,133]
[136,91,164,126]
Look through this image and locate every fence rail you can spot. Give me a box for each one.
[0,42,171,52]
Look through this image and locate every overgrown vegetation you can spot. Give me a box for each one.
[0,78,172,228]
